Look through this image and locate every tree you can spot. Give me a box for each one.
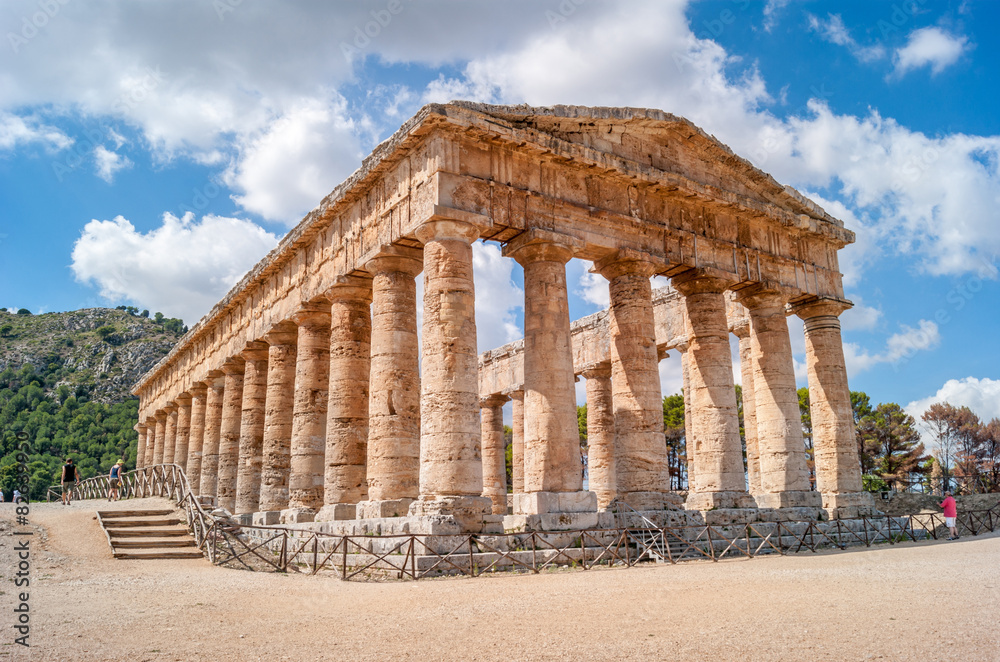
[153,311,164,324]
[922,403,984,492]
[858,403,930,487]
[95,325,116,342]
[851,391,875,474]
[798,387,815,486]
[16,308,31,315]
[0,324,12,337]
[140,310,149,318]
[663,393,686,490]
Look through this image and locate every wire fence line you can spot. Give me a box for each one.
[45,466,1000,581]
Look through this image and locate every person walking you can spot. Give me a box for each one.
[61,458,80,506]
[108,460,123,501]
[12,489,21,504]
[939,490,959,540]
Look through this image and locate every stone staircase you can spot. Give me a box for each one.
[97,509,204,560]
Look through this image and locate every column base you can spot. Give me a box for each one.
[685,490,758,511]
[315,503,358,521]
[504,511,616,533]
[822,491,880,519]
[513,491,597,515]
[252,511,282,526]
[407,495,499,534]
[754,490,823,509]
[356,498,414,519]
[618,491,685,511]
[279,507,316,524]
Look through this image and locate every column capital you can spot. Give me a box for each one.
[479,393,509,409]
[503,229,582,266]
[220,357,246,375]
[240,340,270,362]
[362,244,423,277]
[136,423,147,432]
[504,387,524,401]
[263,321,299,346]
[163,403,178,414]
[592,248,667,280]
[734,283,796,311]
[579,363,612,380]
[415,216,481,245]
[188,381,208,397]
[325,273,373,304]
[671,270,734,296]
[154,409,167,421]
[175,392,193,404]
[290,299,331,327]
[789,296,853,320]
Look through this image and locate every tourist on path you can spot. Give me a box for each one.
[939,491,959,540]
[108,460,123,501]
[61,458,80,506]
[0,489,4,502]
[12,489,21,504]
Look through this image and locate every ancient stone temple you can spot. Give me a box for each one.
[133,102,873,535]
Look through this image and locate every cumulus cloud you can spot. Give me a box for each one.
[0,112,72,151]
[70,213,278,324]
[842,319,940,376]
[574,262,609,309]
[472,242,523,353]
[840,296,882,331]
[893,26,970,77]
[93,145,133,183]
[762,0,793,32]
[906,377,1000,429]
[807,13,885,62]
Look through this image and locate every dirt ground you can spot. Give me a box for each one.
[1,497,997,662]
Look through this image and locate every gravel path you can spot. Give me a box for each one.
[2,498,998,661]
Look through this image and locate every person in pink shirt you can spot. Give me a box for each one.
[939,491,959,540]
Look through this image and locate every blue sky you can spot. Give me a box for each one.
[1,0,998,432]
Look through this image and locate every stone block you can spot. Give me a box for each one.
[504,511,600,532]
[233,513,253,526]
[685,490,758,511]
[618,491,685,511]
[701,508,761,526]
[757,506,824,522]
[252,511,281,526]
[315,503,357,522]
[279,507,316,524]
[754,490,822,509]
[356,498,414,519]
[513,490,598,515]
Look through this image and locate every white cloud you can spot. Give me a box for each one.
[224,94,364,224]
[93,145,133,183]
[70,213,278,324]
[763,0,793,32]
[840,296,882,331]
[472,242,523,353]
[842,319,940,377]
[575,262,609,308]
[893,26,969,77]
[906,377,1000,429]
[807,13,885,62]
[0,112,72,151]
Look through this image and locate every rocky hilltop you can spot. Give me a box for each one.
[0,308,180,404]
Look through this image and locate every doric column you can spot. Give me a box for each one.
[143,420,156,468]
[732,319,762,496]
[505,231,590,516]
[737,287,821,510]
[258,322,298,515]
[791,298,874,518]
[480,394,509,515]
[509,390,525,494]
[672,273,754,510]
[216,357,246,513]
[162,404,178,465]
[594,251,673,510]
[678,343,695,491]
[174,394,192,473]
[236,342,269,515]
[152,411,166,465]
[358,247,422,519]
[186,382,208,493]
[318,277,373,521]
[284,301,331,521]
[135,424,147,468]
[581,364,615,510]
[409,216,493,527]
[199,372,225,499]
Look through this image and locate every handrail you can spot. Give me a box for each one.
[59,467,1000,581]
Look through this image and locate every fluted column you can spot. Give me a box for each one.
[678,344,695,491]
[737,287,821,510]
[733,320,761,496]
[174,394,192,473]
[199,372,225,499]
[284,301,331,522]
[318,277,373,522]
[162,404,178,465]
[136,424,148,468]
[143,420,156,468]
[259,322,298,515]
[217,357,246,513]
[505,231,589,515]
[792,298,874,518]
[672,273,754,510]
[510,390,525,494]
[152,411,166,465]
[594,251,673,510]
[581,364,615,510]
[236,342,269,515]
[409,216,492,527]
[358,247,422,519]
[480,395,509,515]
[186,382,208,492]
